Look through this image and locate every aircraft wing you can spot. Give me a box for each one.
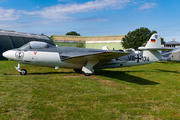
[59,51,130,62]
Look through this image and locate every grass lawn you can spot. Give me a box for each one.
[0,60,180,119]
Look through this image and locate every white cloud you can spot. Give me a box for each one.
[0,19,59,30]
[0,7,20,21]
[75,16,109,22]
[0,0,6,3]
[139,2,157,10]
[0,22,30,29]
[20,0,131,21]
[0,0,131,22]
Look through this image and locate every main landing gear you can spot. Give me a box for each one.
[15,62,27,75]
[74,69,93,76]
[74,60,99,76]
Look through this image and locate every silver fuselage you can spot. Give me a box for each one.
[3,46,155,69]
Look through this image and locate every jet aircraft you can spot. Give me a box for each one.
[3,34,166,76]
[162,48,180,61]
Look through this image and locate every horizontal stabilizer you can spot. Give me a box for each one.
[138,47,173,51]
[138,34,168,62]
[124,48,135,53]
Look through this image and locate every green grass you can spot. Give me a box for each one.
[0,61,180,119]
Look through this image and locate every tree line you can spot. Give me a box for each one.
[52,28,166,49]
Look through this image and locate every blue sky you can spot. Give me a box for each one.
[0,0,180,42]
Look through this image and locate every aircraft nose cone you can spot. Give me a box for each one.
[2,50,15,60]
[3,51,9,58]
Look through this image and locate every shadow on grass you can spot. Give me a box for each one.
[3,72,76,76]
[29,72,75,75]
[158,61,180,64]
[4,70,159,85]
[95,69,159,85]
[156,69,180,74]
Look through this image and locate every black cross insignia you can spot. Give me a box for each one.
[135,54,141,62]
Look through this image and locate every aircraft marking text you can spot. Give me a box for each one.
[128,55,149,62]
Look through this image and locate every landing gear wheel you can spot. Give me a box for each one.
[74,69,82,74]
[20,69,27,75]
[83,72,92,76]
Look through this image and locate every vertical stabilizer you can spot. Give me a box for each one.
[145,33,161,48]
[138,34,162,62]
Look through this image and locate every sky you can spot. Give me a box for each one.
[0,0,180,42]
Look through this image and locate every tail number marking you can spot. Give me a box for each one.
[128,55,149,62]
[142,56,149,62]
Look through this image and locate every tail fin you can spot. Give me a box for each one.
[138,33,162,62]
[145,33,161,48]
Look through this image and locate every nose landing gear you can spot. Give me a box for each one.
[20,69,27,75]
[15,62,27,75]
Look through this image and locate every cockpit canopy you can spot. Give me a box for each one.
[19,41,54,50]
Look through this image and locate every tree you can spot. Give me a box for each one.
[161,37,166,45]
[122,27,165,50]
[66,31,80,36]
[41,33,45,36]
[76,41,85,48]
[49,35,55,42]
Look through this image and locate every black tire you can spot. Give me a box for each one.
[74,69,82,74]
[20,69,27,75]
[83,72,92,76]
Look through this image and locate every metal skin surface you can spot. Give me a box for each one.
[162,48,180,61]
[3,34,163,76]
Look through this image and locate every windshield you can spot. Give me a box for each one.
[19,43,30,50]
[19,41,50,50]
[30,42,48,49]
